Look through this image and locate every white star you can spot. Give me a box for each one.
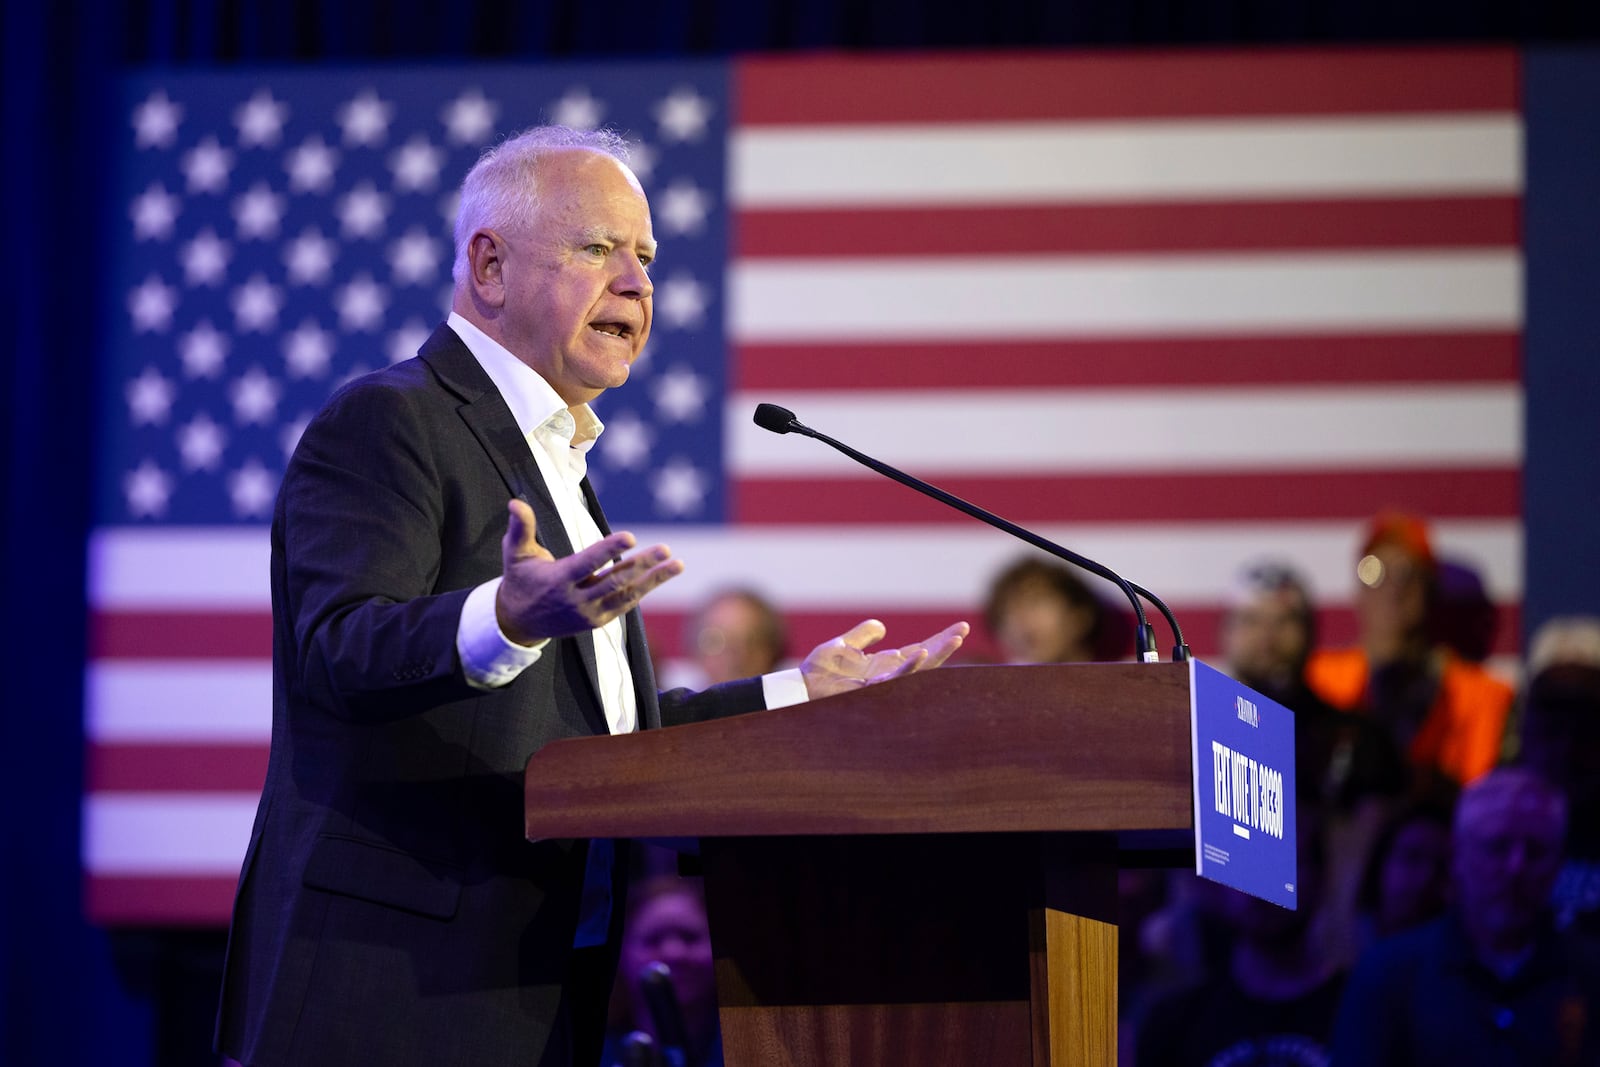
[651,457,709,517]
[387,318,432,364]
[389,135,445,192]
[285,135,339,193]
[335,274,388,332]
[388,228,442,286]
[181,136,234,194]
[178,320,229,378]
[280,413,311,460]
[549,86,604,130]
[337,89,394,147]
[230,367,281,425]
[130,183,181,241]
[231,274,283,332]
[179,228,231,286]
[284,227,337,286]
[656,180,711,237]
[597,409,652,470]
[338,182,390,239]
[227,459,278,518]
[283,319,335,378]
[442,89,498,144]
[132,90,182,149]
[126,366,176,425]
[128,275,178,332]
[626,142,658,183]
[651,365,708,423]
[438,189,462,230]
[233,182,285,240]
[654,272,709,330]
[176,413,228,471]
[654,86,713,143]
[234,88,289,148]
[124,460,174,518]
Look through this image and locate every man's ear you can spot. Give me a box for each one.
[467,230,508,308]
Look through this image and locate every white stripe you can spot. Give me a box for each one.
[631,519,1523,610]
[729,385,1521,473]
[86,662,273,740]
[730,251,1521,340]
[88,520,1523,613]
[731,115,1522,207]
[83,793,256,874]
[89,526,269,606]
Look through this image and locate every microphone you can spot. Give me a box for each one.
[751,403,1189,663]
[639,962,690,1067]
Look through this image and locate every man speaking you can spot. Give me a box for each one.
[215,125,967,1067]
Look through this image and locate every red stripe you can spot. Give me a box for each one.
[735,198,1520,258]
[734,333,1520,391]
[736,48,1518,125]
[88,743,268,793]
[732,468,1520,526]
[643,604,1523,668]
[85,875,238,926]
[89,610,270,658]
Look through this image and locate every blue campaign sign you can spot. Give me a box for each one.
[1188,660,1298,909]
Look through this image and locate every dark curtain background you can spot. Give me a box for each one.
[5,1,1598,1064]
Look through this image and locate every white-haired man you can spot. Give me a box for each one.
[215,126,966,1067]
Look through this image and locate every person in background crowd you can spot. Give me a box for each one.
[1431,556,1500,665]
[983,555,1129,664]
[684,588,788,687]
[1330,768,1600,1066]
[603,876,722,1067]
[1510,616,1600,937]
[1350,799,1454,954]
[1222,560,1408,813]
[1305,511,1513,788]
[1136,811,1346,1067]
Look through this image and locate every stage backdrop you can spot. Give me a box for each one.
[86,47,1523,923]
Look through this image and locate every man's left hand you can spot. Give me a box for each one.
[799,619,970,700]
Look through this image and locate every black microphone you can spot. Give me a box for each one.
[751,403,1189,663]
[639,962,690,1067]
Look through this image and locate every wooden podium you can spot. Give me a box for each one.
[523,662,1197,1067]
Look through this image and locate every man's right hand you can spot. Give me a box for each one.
[494,498,683,646]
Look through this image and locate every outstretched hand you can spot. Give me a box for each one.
[494,498,684,646]
[799,618,970,700]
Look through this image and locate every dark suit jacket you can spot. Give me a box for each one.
[215,325,764,1067]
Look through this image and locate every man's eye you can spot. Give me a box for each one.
[585,244,608,257]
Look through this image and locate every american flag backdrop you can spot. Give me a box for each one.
[88,48,1523,923]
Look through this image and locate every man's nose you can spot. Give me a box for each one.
[613,255,653,299]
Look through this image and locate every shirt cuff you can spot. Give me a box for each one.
[458,577,547,689]
[760,667,809,710]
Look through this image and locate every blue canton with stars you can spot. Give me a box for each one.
[101,63,729,526]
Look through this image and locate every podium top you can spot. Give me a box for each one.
[524,662,1196,842]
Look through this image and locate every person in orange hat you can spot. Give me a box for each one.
[1304,511,1514,789]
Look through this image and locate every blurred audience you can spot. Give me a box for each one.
[983,555,1130,663]
[1330,768,1600,1066]
[1305,511,1514,788]
[1136,812,1345,1067]
[1511,616,1600,936]
[604,875,723,1067]
[1222,560,1407,813]
[1350,798,1454,954]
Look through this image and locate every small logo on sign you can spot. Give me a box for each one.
[1236,695,1260,727]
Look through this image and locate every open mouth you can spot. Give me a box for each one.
[588,321,634,341]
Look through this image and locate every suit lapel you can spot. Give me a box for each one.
[420,324,607,726]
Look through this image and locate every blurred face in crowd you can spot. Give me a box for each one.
[1356,541,1432,663]
[693,593,783,684]
[993,576,1097,664]
[1223,585,1312,694]
[620,887,717,1024]
[1453,771,1566,954]
[1376,815,1452,935]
